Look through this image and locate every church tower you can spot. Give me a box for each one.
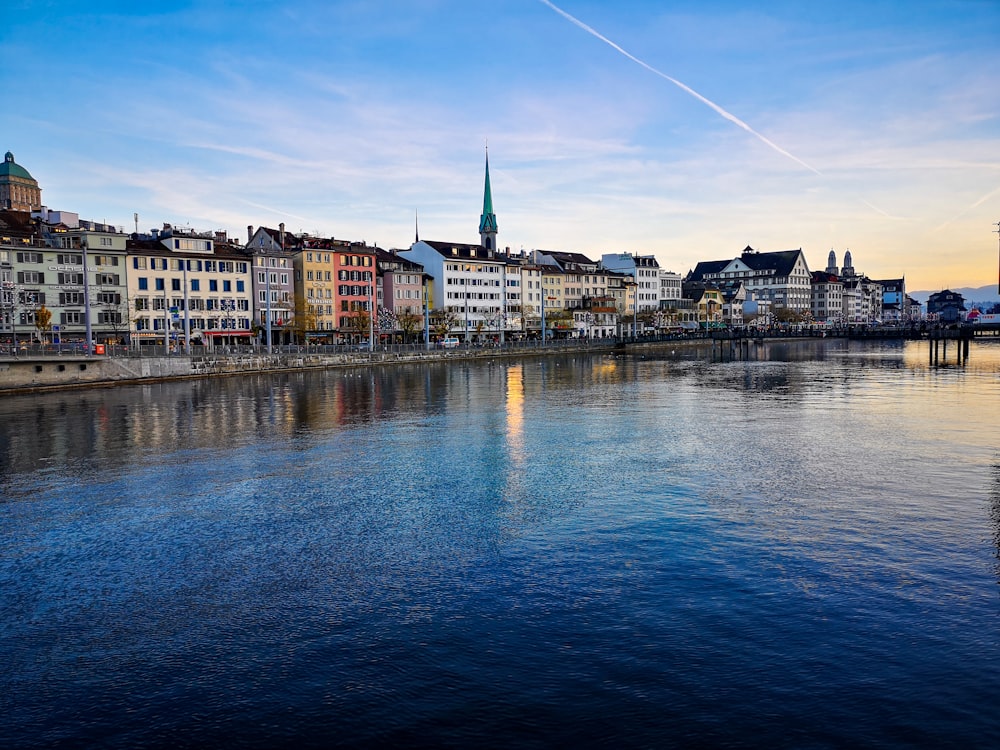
[826,249,839,276]
[842,250,855,278]
[479,148,498,252]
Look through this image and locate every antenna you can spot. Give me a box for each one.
[134,212,139,234]
[994,220,1000,294]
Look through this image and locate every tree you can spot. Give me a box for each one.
[396,310,423,343]
[101,296,129,343]
[291,297,319,343]
[430,308,460,340]
[34,304,52,344]
[343,309,371,341]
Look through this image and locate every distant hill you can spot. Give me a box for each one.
[909,284,1000,307]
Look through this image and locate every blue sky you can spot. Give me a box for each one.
[3,0,998,290]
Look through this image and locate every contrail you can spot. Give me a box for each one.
[934,185,1000,231]
[539,0,823,177]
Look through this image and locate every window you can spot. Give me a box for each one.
[17,271,44,284]
[209,279,218,292]
[16,252,43,263]
[236,280,244,293]
[138,277,148,290]
[57,272,84,284]
[190,279,200,292]
[133,257,147,270]
[171,278,181,291]
[59,292,84,305]
[58,254,83,265]
[61,311,84,325]
[97,292,121,305]
[97,273,119,285]
[223,280,231,292]
[155,278,165,291]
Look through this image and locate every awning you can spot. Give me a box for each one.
[204,331,254,338]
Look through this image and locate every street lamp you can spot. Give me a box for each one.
[220,298,236,346]
[81,240,93,355]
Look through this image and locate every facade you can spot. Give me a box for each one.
[247,225,296,345]
[926,289,967,324]
[601,253,661,312]
[658,269,683,309]
[872,278,914,323]
[293,241,334,340]
[2,210,129,346]
[810,271,844,324]
[0,152,42,212]
[402,240,505,340]
[127,227,253,347]
[375,247,426,341]
[688,246,812,314]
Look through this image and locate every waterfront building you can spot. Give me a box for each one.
[246,225,296,346]
[2,208,128,346]
[291,237,375,344]
[681,281,725,329]
[872,277,915,323]
[926,289,967,324]
[503,251,542,336]
[658,269,683,309]
[403,240,505,341]
[0,152,42,212]
[375,247,426,342]
[601,253,661,313]
[688,246,812,314]
[292,239,334,341]
[810,270,844,324]
[126,225,253,348]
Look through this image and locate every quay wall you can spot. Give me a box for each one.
[0,343,623,395]
[2,328,984,395]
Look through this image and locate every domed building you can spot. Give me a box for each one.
[0,151,42,212]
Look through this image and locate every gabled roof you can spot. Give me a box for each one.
[544,251,599,269]
[687,259,729,281]
[690,247,806,280]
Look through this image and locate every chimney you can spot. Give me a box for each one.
[248,225,254,243]
[279,222,285,250]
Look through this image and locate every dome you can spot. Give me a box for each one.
[1,152,35,181]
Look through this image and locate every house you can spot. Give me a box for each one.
[600,253,661,313]
[127,225,253,348]
[688,246,812,314]
[247,225,297,345]
[926,289,967,324]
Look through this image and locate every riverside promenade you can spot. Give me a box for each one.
[0,326,981,395]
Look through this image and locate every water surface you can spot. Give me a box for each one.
[2,339,999,748]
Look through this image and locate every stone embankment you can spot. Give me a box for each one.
[0,343,621,395]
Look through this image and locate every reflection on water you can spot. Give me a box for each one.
[2,339,1000,748]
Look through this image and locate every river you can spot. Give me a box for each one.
[2,338,999,748]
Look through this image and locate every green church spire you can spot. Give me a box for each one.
[479,148,498,250]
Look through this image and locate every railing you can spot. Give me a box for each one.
[1,324,984,360]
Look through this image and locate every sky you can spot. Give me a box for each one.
[3,0,999,292]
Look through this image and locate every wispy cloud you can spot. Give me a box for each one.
[538,0,824,177]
